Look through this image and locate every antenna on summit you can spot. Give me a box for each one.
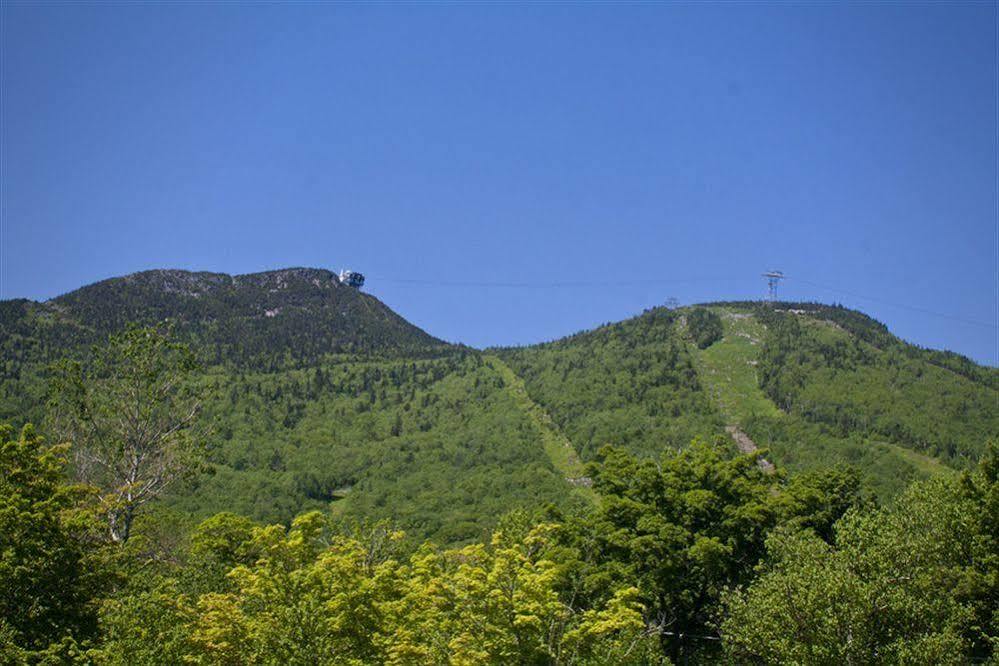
[761,270,785,302]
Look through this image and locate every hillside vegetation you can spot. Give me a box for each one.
[2,269,997,663]
[1,271,995,534]
[498,301,993,500]
[167,352,576,542]
[754,304,996,467]
[692,306,961,499]
[0,268,446,422]
[6,421,995,664]
[495,307,724,461]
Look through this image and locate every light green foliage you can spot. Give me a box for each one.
[692,304,968,501]
[6,274,995,543]
[3,272,998,663]
[722,445,999,664]
[562,587,656,664]
[484,355,597,505]
[2,413,994,664]
[97,512,660,665]
[744,414,955,501]
[693,310,781,424]
[96,578,198,666]
[379,523,653,664]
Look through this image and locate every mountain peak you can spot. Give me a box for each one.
[85,267,349,300]
[5,267,445,366]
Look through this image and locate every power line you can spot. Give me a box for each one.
[792,277,997,330]
[367,275,740,289]
[363,272,996,330]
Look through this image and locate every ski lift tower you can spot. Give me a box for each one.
[761,270,785,302]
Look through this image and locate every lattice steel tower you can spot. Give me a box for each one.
[762,270,785,302]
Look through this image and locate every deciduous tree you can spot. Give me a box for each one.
[49,325,206,543]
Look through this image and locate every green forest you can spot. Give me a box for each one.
[5,420,997,664]
[1,270,997,664]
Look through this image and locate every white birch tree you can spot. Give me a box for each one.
[49,324,206,543]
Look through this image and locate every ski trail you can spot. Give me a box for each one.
[484,355,598,505]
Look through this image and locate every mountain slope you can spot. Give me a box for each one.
[1,268,995,541]
[749,303,996,467]
[172,352,576,542]
[497,302,995,500]
[0,268,447,423]
[0,268,582,543]
[484,355,597,505]
[495,307,724,461]
[691,306,960,498]
[11,267,444,361]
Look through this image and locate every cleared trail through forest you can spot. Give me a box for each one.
[693,310,778,474]
[484,355,598,505]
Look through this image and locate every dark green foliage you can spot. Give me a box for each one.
[2,410,995,664]
[756,308,997,467]
[4,270,997,551]
[497,307,724,461]
[0,425,111,659]
[577,440,783,662]
[686,307,723,349]
[0,268,449,425]
[3,271,561,544]
[553,440,863,663]
[722,445,999,663]
[4,267,999,663]
[775,465,865,542]
[0,300,92,426]
[46,268,446,364]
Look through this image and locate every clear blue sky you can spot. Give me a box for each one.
[2,2,996,364]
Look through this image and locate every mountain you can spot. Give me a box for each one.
[498,302,997,500]
[1,268,995,542]
[1,268,576,542]
[2,267,445,363]
[1,268,447,423]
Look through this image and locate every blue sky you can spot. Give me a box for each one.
[2,2,996,364]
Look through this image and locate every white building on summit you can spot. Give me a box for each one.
[338,269,365,289]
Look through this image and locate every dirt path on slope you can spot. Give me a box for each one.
[725,425,775,473]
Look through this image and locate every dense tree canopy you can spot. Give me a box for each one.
[685,308,723,350]
[0,425,114,664]
[722,443,999,664]
[554,440,862,663]
[755,307,997,467]
[93,512,658,665]
[2,416,996,664]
